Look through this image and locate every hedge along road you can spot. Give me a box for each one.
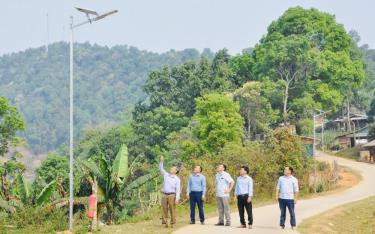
[173,151,375,234]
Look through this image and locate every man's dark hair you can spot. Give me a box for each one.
[241,166,250,174]
[172,165,179,174]
[193,165,203,172]
[286,166,294,174]
[219,163,227,171]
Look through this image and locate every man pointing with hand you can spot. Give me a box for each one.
[159,155,181,228]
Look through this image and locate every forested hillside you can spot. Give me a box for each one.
[0,42,214,153]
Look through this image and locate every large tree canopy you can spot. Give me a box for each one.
[192,93,244,154]
[252,7,365,123]
[0,97,25,156]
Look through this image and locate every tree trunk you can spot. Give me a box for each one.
[91,178,98,231]
[247,113,251,140]
[106,200,114,225]
[283,82,289,125]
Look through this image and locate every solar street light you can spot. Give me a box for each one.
[68,7,117,231]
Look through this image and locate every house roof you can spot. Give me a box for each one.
[363,140,375,147]
[335,126,369,139]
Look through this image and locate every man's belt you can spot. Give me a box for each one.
[237,194,249,197]
[163,192,176,195]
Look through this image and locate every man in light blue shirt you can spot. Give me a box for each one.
[186,165,206,225]
[159,156,181,228]
[214,163,234,226]
[276,166,299,230]
[234,166,253,229]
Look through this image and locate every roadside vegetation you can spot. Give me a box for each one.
[299,196,375,234]
[1,6,374,233]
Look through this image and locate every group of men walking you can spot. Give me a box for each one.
[159,156,299,230]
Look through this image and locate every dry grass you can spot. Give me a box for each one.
[298,196,375,234]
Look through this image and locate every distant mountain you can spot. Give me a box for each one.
[0,42,214,153]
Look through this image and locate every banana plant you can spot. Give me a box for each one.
[0,174,58,213]
[79,144,158,224]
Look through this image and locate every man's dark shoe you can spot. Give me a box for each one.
[214,223,224,226]
[200,221,205,225]
[189,221,195,224]
[280,226,285,229]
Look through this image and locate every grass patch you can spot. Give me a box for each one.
[298,196,375,234]
[334,146,361,161]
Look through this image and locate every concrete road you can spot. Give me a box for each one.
[173,151,375,234]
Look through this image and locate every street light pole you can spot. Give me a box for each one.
[69,15,74,231]
[68,8,117,231]
[313,113,316,157]
[313,109,331,157]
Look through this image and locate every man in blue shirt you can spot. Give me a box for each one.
[234,166,253,229]
[186,165,206,225]
[215,163,234,226]
[276,166,299,230]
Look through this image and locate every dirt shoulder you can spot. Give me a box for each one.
[298,196,375,234]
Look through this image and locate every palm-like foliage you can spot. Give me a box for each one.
[0,175,58,213]
[78,144,158,224]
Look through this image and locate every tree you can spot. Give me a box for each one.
[229,51,254,87]
[264,128,305,171]
[233,81,278,139]
[132,105,189,159]
[252,7,365,124]
[0,97,25,156]
[253,35,319,123]
[192,93,244,154]
[368,98,375,123]
[33,153,81,197]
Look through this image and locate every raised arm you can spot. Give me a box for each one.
[159,155,168,176]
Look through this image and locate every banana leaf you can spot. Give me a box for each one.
[16,174,30,203]
[111,144,129,182]
[124,171,158,193]
[36,180,57,206]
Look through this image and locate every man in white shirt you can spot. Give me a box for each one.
[159,155,181,228]
[214,163,234,226]
[276,166,299,230]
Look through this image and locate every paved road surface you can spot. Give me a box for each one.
[173,151,375,234]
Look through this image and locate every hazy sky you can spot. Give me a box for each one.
[1,0,374,55]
